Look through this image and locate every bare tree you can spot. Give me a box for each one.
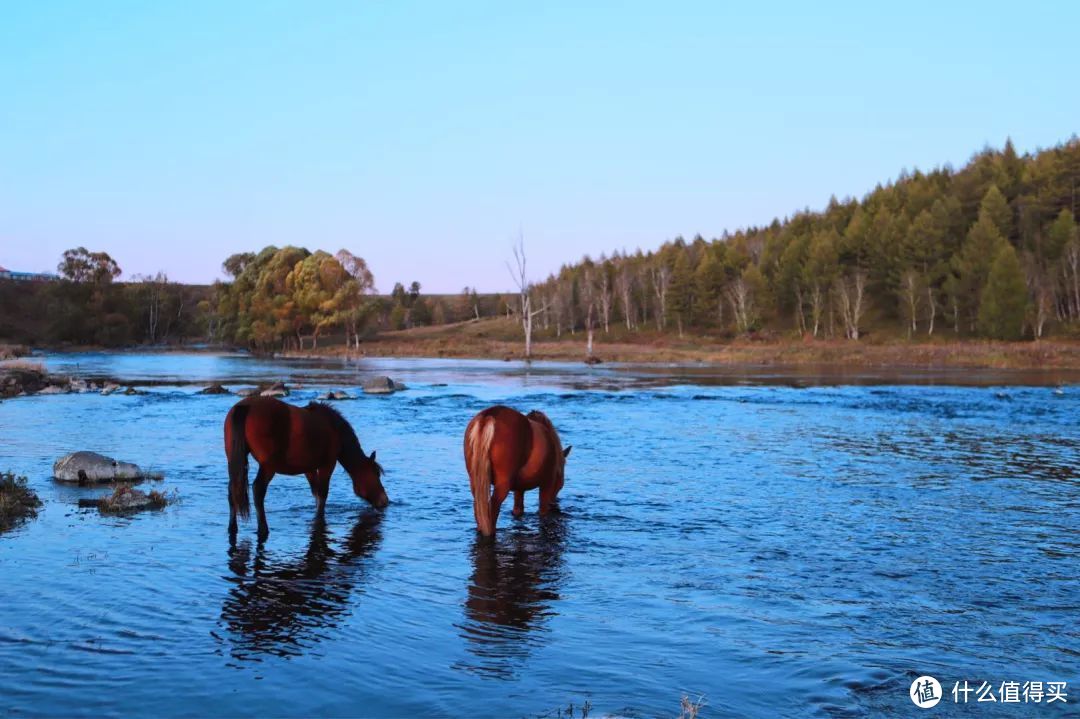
[597,263,613,333]
[650,264,670,330]
[134,272,168,343]
[725,278,754,333]
[1065,239,1080,320]
[899,270,921,338]
[507,234,545,360]
[616,265,635,330]
[808,282,825,337]
[834,270,867,340]
[583,267,598,357]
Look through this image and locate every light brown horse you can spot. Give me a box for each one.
[225,396,387,538]
[464,405,571,536]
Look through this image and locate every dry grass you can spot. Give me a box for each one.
[0,471,42,533]
[296,317,1080,370]
[94,486,170,514]
[0,344,30,360]
[0,359,46,373]
[678,694,706,719]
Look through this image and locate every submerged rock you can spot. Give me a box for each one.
[318,390,354,401]
[199,383,230,395]
[234,388,258,397]
[260,381,290,397]
[362,376,405,394]
[53,452,164,484]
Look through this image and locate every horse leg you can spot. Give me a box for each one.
[314,465,333,517]
[253,465,275,539]
[539,480,559,515]
[489,474,511,529]
[512,489,525,518]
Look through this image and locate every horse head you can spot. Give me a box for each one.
[348,448,388,509]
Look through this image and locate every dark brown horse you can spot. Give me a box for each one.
[225,396,387,538]
[464,405,571,536]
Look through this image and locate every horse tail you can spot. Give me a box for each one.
[466,415,497,537]
[227,404,251,520]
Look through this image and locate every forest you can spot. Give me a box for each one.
[2,139,1078,350]
[529,138,1080,345]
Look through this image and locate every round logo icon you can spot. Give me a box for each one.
[910,676,942,708]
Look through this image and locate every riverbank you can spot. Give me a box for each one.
[9,319,1080,371]
[287,318,1080,370]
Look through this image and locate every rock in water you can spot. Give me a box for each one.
[53,452,163,483]
[234,388,257,397]
[199,383,230,395]
[318,390,354,400]
[362,376,405,394]
[260,381,289,397]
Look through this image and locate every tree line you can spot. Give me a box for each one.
[211,246,516,351]
[4,138,1078,349]
[526,138,1080,343]
[0,247,210,346]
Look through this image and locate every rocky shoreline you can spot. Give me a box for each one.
[0,365,407,399]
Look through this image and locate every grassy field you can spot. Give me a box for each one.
[295,317,1080,369]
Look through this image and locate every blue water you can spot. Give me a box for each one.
[0,353,1077,718]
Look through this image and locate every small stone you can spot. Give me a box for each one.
[362,376,404,394]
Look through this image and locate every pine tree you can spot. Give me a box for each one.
[978,244,1028,340]
[979,184,1013,241]
[669,251,695,337]
[952,214,1008,332]
[1046,208,1077,261]
[694,248,726,327]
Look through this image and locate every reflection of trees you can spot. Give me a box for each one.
[457,517,569,678]
[221,511,383,660]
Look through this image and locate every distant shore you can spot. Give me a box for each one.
[286,320,1080,371]
[9,318,1080,371]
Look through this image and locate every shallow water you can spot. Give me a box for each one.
[0,353,1077,718]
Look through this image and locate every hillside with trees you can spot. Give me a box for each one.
[527,139,1080,345]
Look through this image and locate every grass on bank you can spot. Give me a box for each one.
[285,316,1080,369]
[0,471,42,533]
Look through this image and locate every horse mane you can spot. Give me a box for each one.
[306,402,383,477]
[526,410,564,479]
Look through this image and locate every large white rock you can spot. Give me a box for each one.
[53,451,163,483]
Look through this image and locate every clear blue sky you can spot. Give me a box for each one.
[2,1,1077,292]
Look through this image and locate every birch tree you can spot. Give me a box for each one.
[508,234,544,360]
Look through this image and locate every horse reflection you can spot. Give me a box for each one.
[221,511,383,659]
[458,517,568,677]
